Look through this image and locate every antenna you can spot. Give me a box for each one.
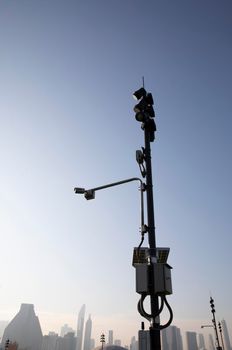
[142,76,145,88]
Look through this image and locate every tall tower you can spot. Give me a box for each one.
[161,328,169,350]
[161,326,183,350]
[176,327,183,350]
[208,334,215,350]
[1,304,43,350]
[198,333,206,349]
[76,305,86,350]
[186,332,198,350]
[130,336,138,350]
[221,319,231,350]
[108,330,113,346]
[83,315,92,350]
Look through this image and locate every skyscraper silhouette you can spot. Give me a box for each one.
[221,319,231,350]
[198,333,206,350]
[208,334,215,350]
[1,303,43,350]
[108,331,113,346]
[83,315,92,350]
[76,304,86,350]
[161,326,183,350]
[186,332,198,350]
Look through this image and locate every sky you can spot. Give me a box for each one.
[0,0,232,347]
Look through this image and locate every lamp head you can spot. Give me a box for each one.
[133,87,147,100]
[74,187,86,194]
[135,111,147,122]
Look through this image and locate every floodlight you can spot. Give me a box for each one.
[133,87,147,100]
[134,98,148,113]
[135,111,147,122]
[74,187,86,194]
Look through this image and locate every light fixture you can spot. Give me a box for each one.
[74,187,85,194]
[133,87,147,100]
[135,111,147,122]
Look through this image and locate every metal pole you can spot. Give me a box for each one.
[144,127,161,350]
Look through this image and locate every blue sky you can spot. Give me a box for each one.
[0,0,232,346]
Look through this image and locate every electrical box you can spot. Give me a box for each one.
[153,263,172,295]
[133,247,172,296]
[135,264,149,294]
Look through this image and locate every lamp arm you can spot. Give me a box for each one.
[84,177,145,238]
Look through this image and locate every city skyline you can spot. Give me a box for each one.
[0,0,232,347]
[1,303,231,350]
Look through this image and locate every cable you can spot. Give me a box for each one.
[156,295,173,330]
[138,294,173,330]
[137,234,144,250]
[158,296,165,315]
[137,294,152,322]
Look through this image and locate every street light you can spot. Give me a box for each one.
[132,87,173,350]
[74,86,173,350]
[209,297,222,350]
[100,333,105,350]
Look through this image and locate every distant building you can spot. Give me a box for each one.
[61,324,75,337]
[161,328,170,350]
[64,332,76,350]
[90,339,95,350]
[83,315,92,350]
[41,332,59,350]
[221,319,231,350]
[114,340,121,346]
[186,332,198,350]
[76,305,86,350]
[161,325,183,350]
[1,303,43,350]
[198,333,206,349]
[208,334,215,350]
[55,336,64,350]
[108,331,113,346]
[130,336,137,350]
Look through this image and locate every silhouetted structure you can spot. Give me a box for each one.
[61,324,75,337]
[161,326,183,350]
[221,319,231,350]
[83,315,92,350]
[108,331,113,346]
[198,333,206,349]
[130,336,137,350]
[186,332,198,350]
[209,334,216,350]
[41,332,58,350]
[1,304,42,350]
[76,305,86,350]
